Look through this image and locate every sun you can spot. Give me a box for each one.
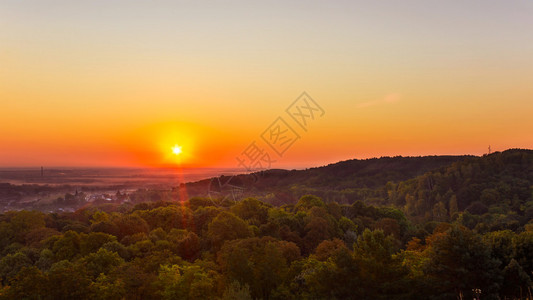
[171,145,182,155]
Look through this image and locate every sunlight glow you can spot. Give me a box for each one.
[172,145,182,155]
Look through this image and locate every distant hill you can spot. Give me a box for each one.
[184,154,472,204]
[387,149,533,225]
[185,149,533,225]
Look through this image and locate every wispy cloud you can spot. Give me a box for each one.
[357,93,402,108]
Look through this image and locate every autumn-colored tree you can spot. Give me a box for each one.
[374,217,401,240]
[314,238,347,261]
[177,231,201,261]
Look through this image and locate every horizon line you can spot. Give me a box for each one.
[2,148,528,170]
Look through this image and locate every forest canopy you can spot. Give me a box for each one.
[0,149,532,299]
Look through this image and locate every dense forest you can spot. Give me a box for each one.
[0,149,532,299]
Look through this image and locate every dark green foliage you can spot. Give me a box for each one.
[501,259,531,299]
[207,211,252,249]
[424,226,502,299]
[0,196,531,299]
[1,149,533,299]
[231,197,271,226]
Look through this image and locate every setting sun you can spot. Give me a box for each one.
[172,145,182,156]
[2,1,533,298]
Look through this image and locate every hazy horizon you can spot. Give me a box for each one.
[0,150,500,170]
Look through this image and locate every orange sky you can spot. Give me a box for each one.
[1,1,533,168]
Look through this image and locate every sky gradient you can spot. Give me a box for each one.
[1,0,533,168]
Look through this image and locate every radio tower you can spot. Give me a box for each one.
[488,145,492,155]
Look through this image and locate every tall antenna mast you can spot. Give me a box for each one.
[488,145,492,155]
